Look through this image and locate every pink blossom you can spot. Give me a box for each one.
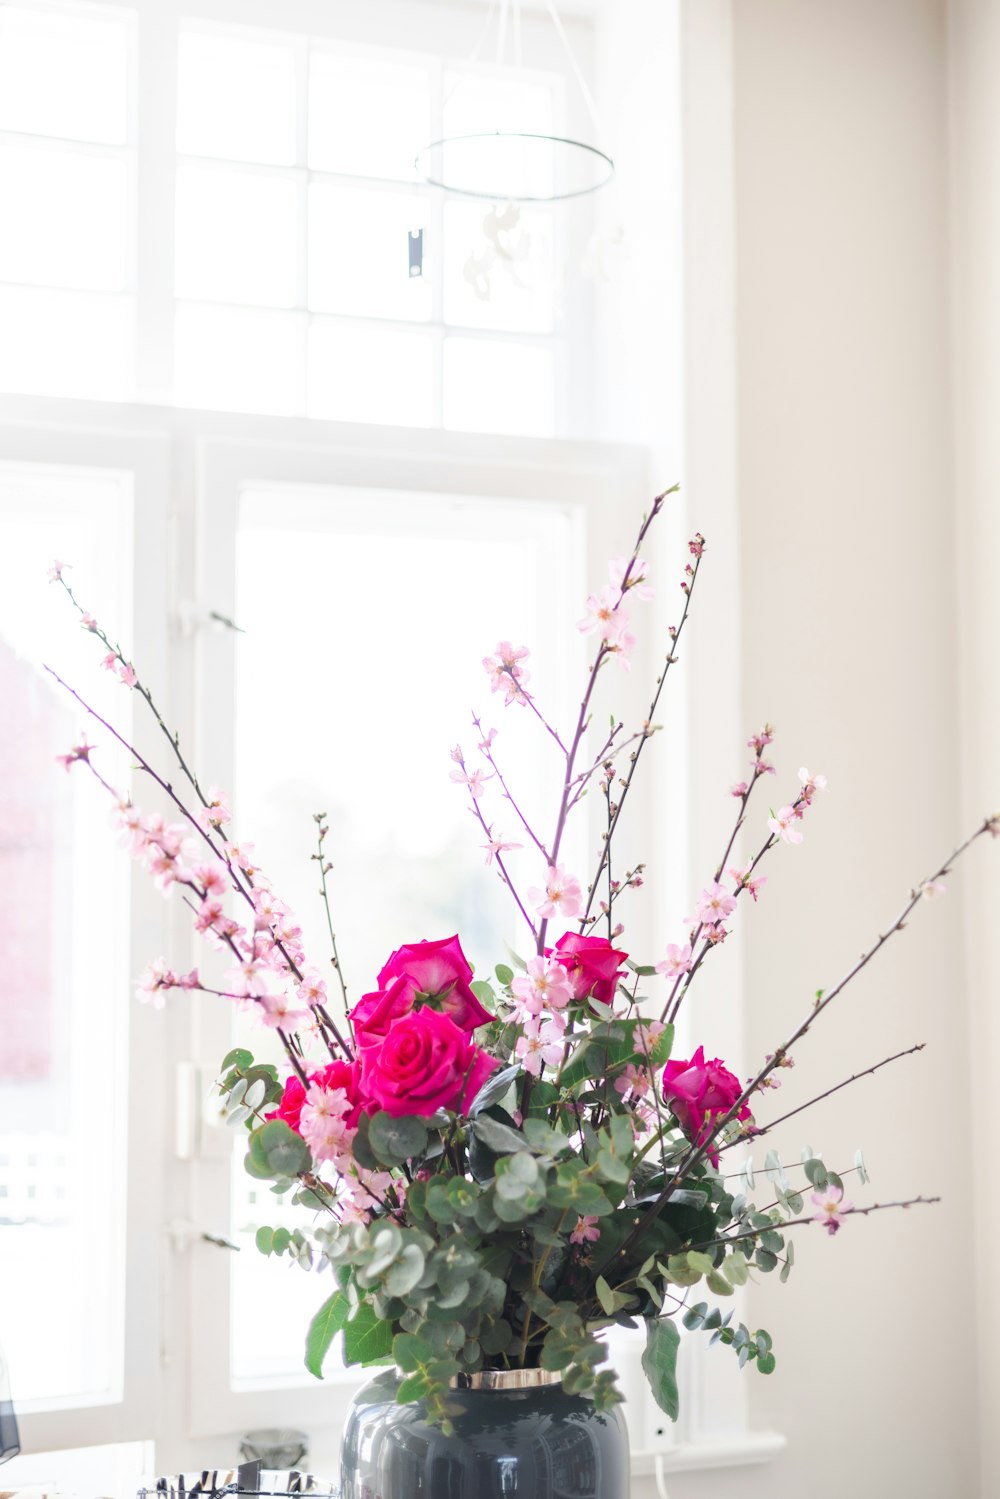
[577,585,631,643]
[798,767,828,799]
[296,969,328,1007]
[570,1215,601,1246]
[47,559,68,582]
[605,625,637,671]
[730,781,749,798]
[193,860,229,899]
[608,555,654,600]
[528,864,583,921]
[812,1184,852,1236]
[449,744,464,764]
[478,726,498,753]
[694,882,737,925]
[56,737,94,772]
[747,725,774,754]
[136,957,170,1008]
[483,641,531,706]
[80,612,98,632]
[514,1017,566,1076]
[481,833,523,866]
[118,662,137,688]
[726,863,768,902]
[257,990,310,1030]
[299,1083,352,1162]
[768,806,803,845]
[656,943,693,979]
[196,788,233,835]
[100,652,118,672]
[614,1062,651,1102]
[511,955,574,1016]
[921,878,946,900]
[450,765,491,799]
[702,923,728,945]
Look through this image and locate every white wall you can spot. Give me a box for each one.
[947,4,1000,1495]
[599,1,990,1495]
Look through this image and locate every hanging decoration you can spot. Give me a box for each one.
[414,0,614,204]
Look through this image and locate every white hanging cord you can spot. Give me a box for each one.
[442,0,498,110]
[513,0,523,73]
[654,1455,674,1499]
[541,0,605,136]
[495,0,510,68]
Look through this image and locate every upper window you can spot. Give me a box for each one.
[0,2,136,400]
[0,2,593,437]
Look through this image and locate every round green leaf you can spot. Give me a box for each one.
[368,1111,429,1166]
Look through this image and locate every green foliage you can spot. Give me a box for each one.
[305,1290,350,1378]
[368,1111,428,1166]
[642,1317,681,1421]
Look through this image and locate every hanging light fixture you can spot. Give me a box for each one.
[414,0,614,203]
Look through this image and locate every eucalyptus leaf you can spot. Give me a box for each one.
[641,1317,680,1422]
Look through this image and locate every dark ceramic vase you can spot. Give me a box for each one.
[339,1367,629,1499]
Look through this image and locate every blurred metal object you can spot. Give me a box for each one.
[238,1433,308,1470]
[137,1470,335,1499]
[0,1342,20,1465]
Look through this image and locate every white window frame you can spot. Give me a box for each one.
[0,403,172,1457]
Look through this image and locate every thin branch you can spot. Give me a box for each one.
[603,816,996,1274]
[579,528,703,926]
[313,813,351,1024]
[699,1195,941,1253]
[719,1042,926,1152]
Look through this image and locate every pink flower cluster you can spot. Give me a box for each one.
[577,554,653,672]
[483,641,531,707]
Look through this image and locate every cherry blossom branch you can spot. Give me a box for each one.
[47,667,352,1063]
[537,490,676,954]
[312,813,351,1023]
[696,1195,941,1253]
[473,716,551,863]
[606,815,998,1272]
[579,533,705,927]
[663,769,808,1026]
[55,573,214,814]
[717,1042,927,1153]
[463,796,538,942]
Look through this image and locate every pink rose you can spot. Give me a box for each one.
[350,974,419,1047]
[360,1007,499,1118]
[549,932,629,1007]
[661,1046,751,1166]
[351,935,492,1045]
[268,1059,364,1133]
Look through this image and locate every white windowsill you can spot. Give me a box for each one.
[631,1430,786,1475]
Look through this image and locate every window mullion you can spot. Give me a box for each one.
[134,4,178,404]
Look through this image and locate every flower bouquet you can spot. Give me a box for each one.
[49,491,998,1446]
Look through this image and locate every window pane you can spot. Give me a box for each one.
[174,302,303,415]
[444,338,555,436]
[229,488,581,1384]
[444,201,555,334]
[308,50,431,181]
[0,144,130,292]
[177,27,297,167]
[175,162,298,308]
[307,183,431,322]
[308,321,434,426]
[0,287,133,400]
[0,5,129,145]
[0,465,132,1406]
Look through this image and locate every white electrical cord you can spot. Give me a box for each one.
[654,1454,674,1499]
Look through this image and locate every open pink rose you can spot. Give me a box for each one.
[350,974,420,1048]
[352,934,492,1043]
[661,1046,751,1166]
[549,931,629,1007]
[360,1007,499,1118]
[268,1058,364,1133]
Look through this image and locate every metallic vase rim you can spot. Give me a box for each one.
[446,1367,563,1391]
